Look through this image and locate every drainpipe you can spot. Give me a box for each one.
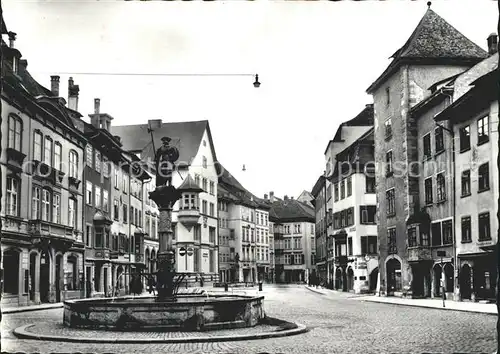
[495,6,500,351]
[0,6,4,320]
[128,165,132,294]
[324,171,329,287]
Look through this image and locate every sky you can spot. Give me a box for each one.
[2,0,498,200]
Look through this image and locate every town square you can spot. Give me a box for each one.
[0,0,499,353]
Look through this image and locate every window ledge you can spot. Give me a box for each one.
[434,149,445,158]
[436,199,447,205]
[478,138,489,146]
[423,155,432,162]
[461,240,472,244]
[424,202,433,207]
[461,193,471,198]
[386,212,396,218]
[385,134,392,141]
[478,238,493,242]
[478,187,490,194]
[459,147,471,154]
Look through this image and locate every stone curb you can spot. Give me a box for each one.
[356,298,498,316]
[13,321,309,344]
[3,303,64,314]
[305,286,327,295]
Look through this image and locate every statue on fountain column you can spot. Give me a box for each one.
[155,137,180,187]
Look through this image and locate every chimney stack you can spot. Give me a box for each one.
[284,195,288,201]
[8,32,16,48]
[50,76,60,96]
[264,194,268,200]
[269,191,274,202]
[487,33,498,55]
[67,77,80,111]
[291,196,294,200]
[94,98,101,114]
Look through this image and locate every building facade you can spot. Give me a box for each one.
[366,7,488,296]
[311,175,327,284]
[1,35,86,306]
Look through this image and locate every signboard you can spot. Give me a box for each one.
[179,247,186,256]
[187,247,194,256]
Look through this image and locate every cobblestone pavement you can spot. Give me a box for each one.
[2,284,497,354]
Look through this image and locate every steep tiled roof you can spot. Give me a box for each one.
[367,8,488,94]
[178,173,203,193]
[111,120,216,168]
[268,198,315,223]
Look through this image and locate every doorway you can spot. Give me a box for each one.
[369,267,379,292]
[347,267,354,291]
[55,255,62,302]
[40,251,50,303]
[3,249,20,295]
[29,253,36,301]
[460,264,472,300]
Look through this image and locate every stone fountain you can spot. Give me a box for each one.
[63,136,265,331]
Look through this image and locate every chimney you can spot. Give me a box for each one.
[19,59,28,70]
[269,191,274,202]
[114,136,122,144]
[51,76,60,96]
[8,31,16,48]
[264,194,268,200]
[67,77,80,111]
[94,98,101,114]
[284,195,288,201]
[487,33,498,55]
[291,196,294,200]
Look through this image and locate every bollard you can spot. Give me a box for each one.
[258,282,263,292]
[224,283,228,292]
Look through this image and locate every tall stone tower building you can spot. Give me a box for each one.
[366,7,488,296]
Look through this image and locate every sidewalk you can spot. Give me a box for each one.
[3,302,64,314]
[354,295,498,315]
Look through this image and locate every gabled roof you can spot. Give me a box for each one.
[111,120,217,168]
[324,104,374,155]
[268,198,315,223]
[366,8,488,94]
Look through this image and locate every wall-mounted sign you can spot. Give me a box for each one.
[179,247,186,256]
[187,247,194,256]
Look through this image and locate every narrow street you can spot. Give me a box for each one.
[2,285,496,354]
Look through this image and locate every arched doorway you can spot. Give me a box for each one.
[3,249,20,295]
[40,251,50,303]
[433,264,442,297]
[55,254,63,302]
[29,252,37,301]
[386,258,402,295]
[369,267,379,292]
[347,267,354,291]
[460,264,472,300]
[335,268,342,290]
[444,263,454,293]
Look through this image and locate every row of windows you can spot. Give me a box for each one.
[85,144,110,176]
[194,174,215,195]
[283,253,305,265]
[333,207,355,229]
[5,178,78,228]
[85,181,109,212]
[280,237,303,249]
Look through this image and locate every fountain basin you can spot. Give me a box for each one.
[63,294,265,331]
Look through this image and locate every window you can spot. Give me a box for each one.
[43,137,53,166]
[386,151,393,175]
[423,134,431,159]
[53,194,61,224]
[420,229,430,247]
[386,189,395,216]
[202,178,208,191]
[209,203,214,217]
[340,180,345,199]
[6,177,19,216]
[54,143,62,171]
[459,126,470,151]
[478,163,490,191]
[32,187,41,219]
[436,173,446,202]
[385,119,392,139]
[388,228,396,254]
[202,200,207,214]
[385,86,390,105]
[435,127,444,153]
[294,237,301,249]
[103,157,110,177]
[477,116,489,145]
[69,150,78,178]
[360,236,377,254]
[347,176,352,197]
[95,186,101,208]
[8,115,22,151]
[209,181,215,195]
[424,178,433,204]
[442,220,453,245]
[365,177,375,193]
[346,207,354,226]
[151,217,156,238]
[123,204,128,223]
[95,228,103,248]
[431,222,442,246]
[33,131,42,161]
[478,212,491,241]
[209,227,216,243]
[114,169,120,189]
[408,227,417,247]
[334,183,339,201]
[113,200,119,220]
[122,175,128,193]
[195,174,200,186]
[461,170,471,196]
[42,189,51,221]
[360,205,376,224]
[103,190,109,212]
[86,225,92,247]
[461,216,471,243]
[68,198,76,228]
[86,144,93,167]
[86,182,92,205]
[202,156,207,168]
[95,151,101,173]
